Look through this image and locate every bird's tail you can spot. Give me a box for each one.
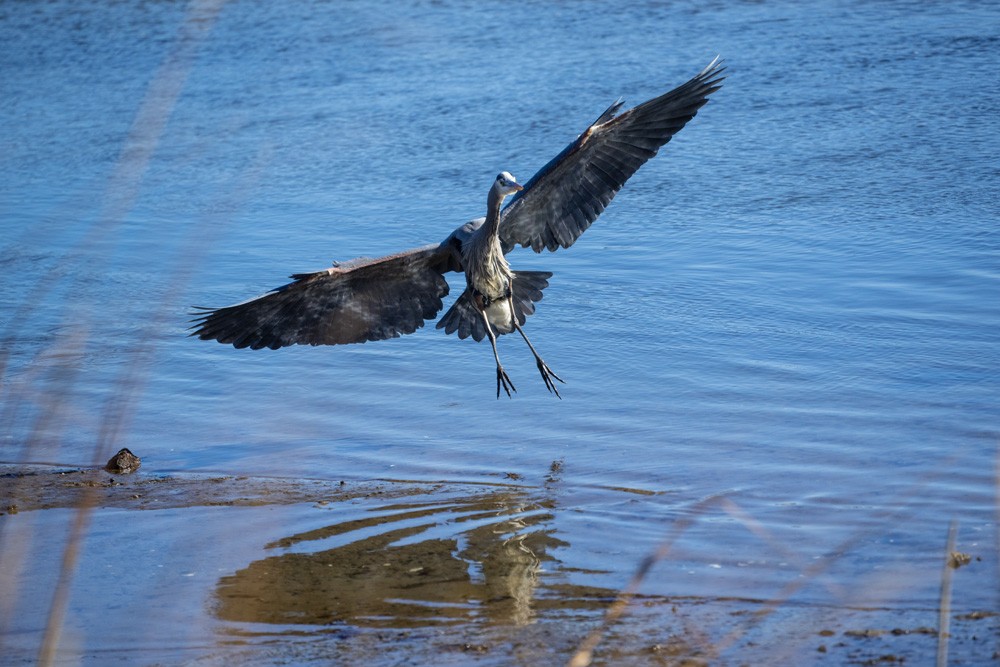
[437,270,551,341]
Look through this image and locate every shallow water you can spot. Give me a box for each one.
[2,0,999,664]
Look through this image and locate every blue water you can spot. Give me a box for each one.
[2,0,998,662]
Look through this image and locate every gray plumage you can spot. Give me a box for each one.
[191,58,725,397]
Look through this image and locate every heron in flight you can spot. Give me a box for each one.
[191,58,724,398]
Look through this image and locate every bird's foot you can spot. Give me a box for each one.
[536,359,565,399]
[496,365,516,399]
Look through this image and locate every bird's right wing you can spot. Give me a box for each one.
[499,58,725,253]
[190,243,452,349]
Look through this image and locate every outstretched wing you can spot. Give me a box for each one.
[190,243,452,349]
[499,57,725,253]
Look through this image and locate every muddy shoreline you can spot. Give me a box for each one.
[1,462,441,514]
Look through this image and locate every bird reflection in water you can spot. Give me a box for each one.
[213,489,609,629]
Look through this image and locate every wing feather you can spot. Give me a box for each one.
[499,58,725,253]
[190,243,451,349]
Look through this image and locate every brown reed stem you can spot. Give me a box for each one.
[935,520,957,667]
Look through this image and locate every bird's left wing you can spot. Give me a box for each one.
[499,57,725,253]
[190,243,452,349]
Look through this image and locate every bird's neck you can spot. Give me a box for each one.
[465,186,512,298]
[484,187,503,238]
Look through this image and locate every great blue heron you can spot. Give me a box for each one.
[191,58,725,398]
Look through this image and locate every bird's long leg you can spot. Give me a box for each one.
[480,307,515,399]
[513,321,564,398]
[507,281,564,398]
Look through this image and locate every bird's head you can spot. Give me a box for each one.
[493,171,524,199]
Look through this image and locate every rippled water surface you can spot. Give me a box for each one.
[2,0,998,664]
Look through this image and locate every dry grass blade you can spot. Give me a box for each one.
[567,454,984,667]
[21,2,231,664]
[566,493,727,667]
[709,462,969,660]
[935,520,958,667]
[31,160,262,667]
[0,328,88,655]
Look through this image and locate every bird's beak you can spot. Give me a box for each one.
[513,182,524,192]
